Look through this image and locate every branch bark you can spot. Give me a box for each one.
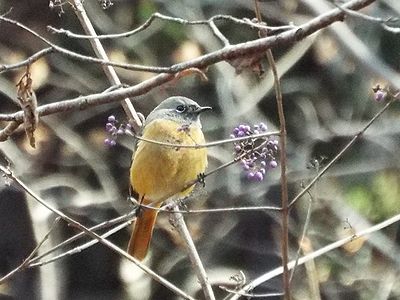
[0,0,377,124]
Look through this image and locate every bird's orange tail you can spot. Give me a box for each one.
[127,203,161,261]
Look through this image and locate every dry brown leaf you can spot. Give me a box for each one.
[16,68,38,148]
[341,227,366,254]
[227,51,265,75]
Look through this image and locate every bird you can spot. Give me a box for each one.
[127,96,211,261]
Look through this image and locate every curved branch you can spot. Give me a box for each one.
[0,0,377,124]
[0,0,377,77]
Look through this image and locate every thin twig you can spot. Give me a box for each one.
[335,3,400,33]
[0,47,54,73]
[0,73,176,122]
[0,165,195,300]
[47,13,295,40]
[128,130,280,149]
[208,19,230,46]
[169,204,215,300]
[289,188,313,282]
[30,203,280,269]
[0,0,377,79]
[72,0,142,130]
[228,211,400,300]
[0,15,170,74]
[29,220,130,267]
[289,98,396,208]
[220,286,283,298]
[254,1,290,298]
[28,211,136,265]
[134,199,281,214]
[0,121,21,141]
[0,217,60,285]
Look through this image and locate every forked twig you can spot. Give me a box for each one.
[0,217,61,285]
[228,212,400,299]
[289,98,396,208]
[0,165,195,300]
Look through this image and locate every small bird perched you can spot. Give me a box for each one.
[127,96,211,260]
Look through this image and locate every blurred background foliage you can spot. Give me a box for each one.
[0,0,399,299]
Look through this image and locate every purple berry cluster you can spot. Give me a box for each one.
[104,115,131,147]
[231,123,279,182]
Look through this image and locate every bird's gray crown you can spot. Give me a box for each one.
[145,96,210,126]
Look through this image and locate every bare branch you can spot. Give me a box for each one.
[0,47,54,73]
[132,199,281,214]
[0,0,378,126]
[335,3,400,33]
[128,130,280,149]
[289,98,396,208]
[28,211,136,266]
[220,286,283,298]
[29,220,130,267]
[169,204,215,300]
[228,211,400,300]
[0,217,60,285]
[72,0,142,130]
[0,0,377,79]
[0,15,171,74]
[0,73,176,122]
[47,12,295,40]
[289,188,314,282]
[253,1,290,298]
[0,121,21,142]
[0,165,195,300]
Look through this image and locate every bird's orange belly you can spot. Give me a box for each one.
[131,119,207,202]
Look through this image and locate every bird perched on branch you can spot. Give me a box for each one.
[127,96,211,260]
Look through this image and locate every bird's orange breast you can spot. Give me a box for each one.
[130,119,207,203]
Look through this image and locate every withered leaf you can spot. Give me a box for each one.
[16,70,38,148]
[227,51,265,76]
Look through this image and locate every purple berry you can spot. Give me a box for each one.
[105,123,114,132]
[108,115,116,123]
[237,131,245,137]
[109,140,116,146]
[234,145,242,152]
[269,160,278,168]
[374,90,386,102]
[254,171,264,181]
[247,172,255,180]
[259,122,267,131]
[104,138,112,146]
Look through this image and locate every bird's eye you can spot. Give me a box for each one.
[176,105,186,113]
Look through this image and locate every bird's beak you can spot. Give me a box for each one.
[195,106,212,114]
